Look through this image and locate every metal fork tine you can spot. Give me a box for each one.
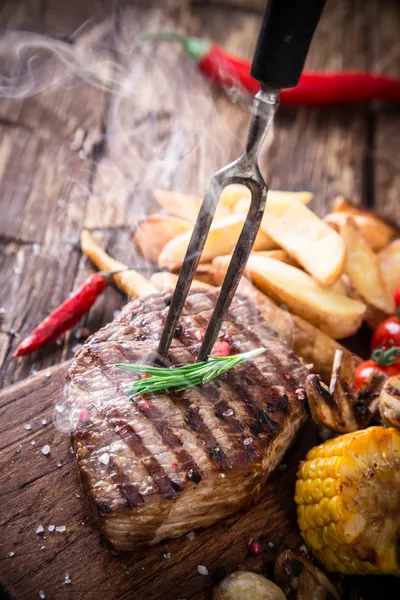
[157,87,279,363]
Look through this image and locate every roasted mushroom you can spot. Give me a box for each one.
[305,350,386,433]
[274,549,340,600]
[379,375,400,429]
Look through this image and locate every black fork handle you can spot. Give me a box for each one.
[251,0,327,89]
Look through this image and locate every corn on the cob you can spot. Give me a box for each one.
[295,426,400,575]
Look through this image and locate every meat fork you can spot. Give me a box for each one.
[157,0,326,362]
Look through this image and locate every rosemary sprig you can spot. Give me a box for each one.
[115,347,265,398]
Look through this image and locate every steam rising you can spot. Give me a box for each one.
[1,15,285,434]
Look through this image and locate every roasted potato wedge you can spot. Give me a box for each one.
[212,249,296,285]
[325,211,395,251]
[333,196,400,235]
[150,271,213,292]
[153,189,230,222]
[132,215,192,263]
[341,217,395,314]
[220,184,313,210]
[378,239,400,297]
[80,230,156,298]
[233,255,366,339]
[158,214,276,270]
[260,197,345,286]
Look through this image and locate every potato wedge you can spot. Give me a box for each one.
[158,214,276,270]
[237,256,366,338]
[150,271,213,292]
[219,184,313,209]
[341,217,395,314]
[153,189,229,222]
[325,211,395,251]
[212,250,296,285]
[80,230,156,298]
[132,215,192,263]
[192,263,217,286]
[333,196,400,235]
[378,239,400,297]
[260,197,345,286]
[237,279,359,383]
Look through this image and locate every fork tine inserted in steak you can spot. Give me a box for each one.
[68,289,308,550]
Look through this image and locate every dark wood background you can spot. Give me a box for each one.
[0,0,399,599]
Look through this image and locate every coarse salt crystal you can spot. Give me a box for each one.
[222,408,234,417]
[56,526,66,533]
[186,531,196,541]
[32,243,40,253]
[48,525,55,532]
[57,462,62,468]
[9,552,14,557]
[35,525,44,534]
[163,552,171,559]
[41,445,51,456]
[31,440,36,446]
[64,579,71,585]
[75,494,81,499]
[300,544,308,554]
[0,307,5,316]
[197,565,208,576]
[64,573,70,580]
[268,542,274,548]
[41,546,45,550]
[243,438,253,446]
[55,405,64,413]
[41,419,47,426]
[99,452,110,465]
[45,371,51,378]
[39,591,45,599]
[24,424,32,430]
[13,267,22,275]
[15,449,20,454]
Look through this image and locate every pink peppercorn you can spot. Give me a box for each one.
[138,399,153,411]
[77,408,90,422]
[249,540,262,555]
[172,463,178,470]
[212,340,230,357]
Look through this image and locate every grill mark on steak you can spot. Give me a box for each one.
[108,456,145,508]
[107,409,181,500]
[116,344,202,477]
[87,347,184,503]
[181,297,286,447]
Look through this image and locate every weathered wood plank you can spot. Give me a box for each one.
[0,362,319,600]
[192,0,369,216]
[0,0,113,387]
[370,0,400,222]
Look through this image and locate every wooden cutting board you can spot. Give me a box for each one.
[1,363,399,600]
[0,361,318,600]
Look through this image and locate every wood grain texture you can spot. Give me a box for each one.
[0,0,400,598]
[0,362,319,600]
[1,0,399,387]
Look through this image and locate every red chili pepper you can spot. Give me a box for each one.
[162,33,400,106]
[13,272,112,357]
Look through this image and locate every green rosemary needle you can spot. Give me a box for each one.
[115,347,265,398]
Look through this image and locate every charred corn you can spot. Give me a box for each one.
[295,426,400,575]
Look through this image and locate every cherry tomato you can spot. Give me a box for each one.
[395,284,400,316]
[371,316,400,351]
[355,359,400,391]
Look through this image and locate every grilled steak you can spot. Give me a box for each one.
[68,289,308,550]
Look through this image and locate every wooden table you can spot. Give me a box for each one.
[0,0,399,599]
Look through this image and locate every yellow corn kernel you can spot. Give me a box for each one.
[295,427,400,576]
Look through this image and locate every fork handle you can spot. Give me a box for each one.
[251,0,326,89]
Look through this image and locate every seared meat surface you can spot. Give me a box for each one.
[68,289,308,550]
